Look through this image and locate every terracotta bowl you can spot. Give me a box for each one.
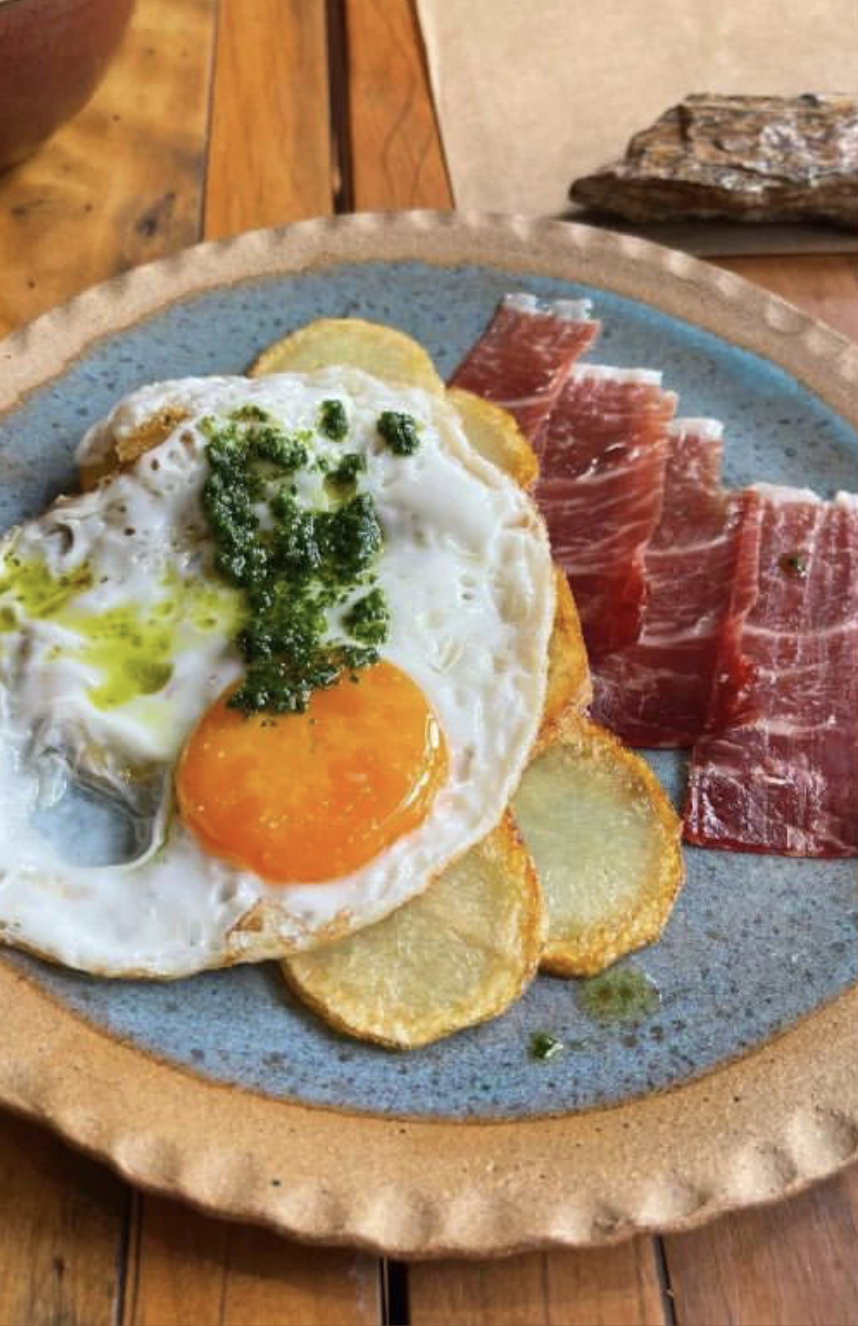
[0,0,135,170]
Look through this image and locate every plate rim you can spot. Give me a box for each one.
[1,209,856,1254]
[2,962,856,1256]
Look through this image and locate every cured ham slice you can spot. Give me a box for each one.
[592,421,763,746]
[449,293,599,443]
[684,487,858,857]
[535,365,677,660]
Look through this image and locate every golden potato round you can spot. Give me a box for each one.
[513,711,684,977]
[446,386,538,489]
[281,814,546,1049]
[542,568,592,731]
[248,317,445,394]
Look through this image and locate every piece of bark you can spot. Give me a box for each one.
[570,94,858,228]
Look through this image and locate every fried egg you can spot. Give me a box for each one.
[0,368,554,977]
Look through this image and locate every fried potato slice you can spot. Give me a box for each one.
[513,711,683,977]
[281,814,546,1049]
[543,568,591,728]
[248,317,445,394]
[447,386,538,489]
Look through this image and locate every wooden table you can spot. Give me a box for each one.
[0,3,856,1322]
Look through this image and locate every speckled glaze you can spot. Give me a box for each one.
[1,253,854,1122]
[0,217,854,1251]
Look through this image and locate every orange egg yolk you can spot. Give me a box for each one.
[175,661,449,884]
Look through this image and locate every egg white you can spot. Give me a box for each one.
[0,368,554,977]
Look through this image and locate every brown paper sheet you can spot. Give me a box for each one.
[415,0,858,255]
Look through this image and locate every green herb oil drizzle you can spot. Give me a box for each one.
[574,968,661,1027]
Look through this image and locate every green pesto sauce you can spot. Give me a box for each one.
[319,397,349,441]
[326,452,366,492]
[200,406,391,715]
[529,1031,564,1062]
[377,410,420,456]
[344,588,390,645]
[779,549,810,578]
[574,968,661,1027]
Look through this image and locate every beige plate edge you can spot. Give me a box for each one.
[0,211,856,1255]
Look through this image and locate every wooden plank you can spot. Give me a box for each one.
[0,0,218,338]
[129,3,377,1317]
[0,1112,127,1326]
[663,1165,858,1325]
[204,0,333,239]
[715,253,858,342]
[407,1240,668,1325]
[124,1194,381,1326]
[0,0,214,1320]
[343,0,453,210]
[0,7,852,1325]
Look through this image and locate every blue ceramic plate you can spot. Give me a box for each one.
[0,215,855,1250]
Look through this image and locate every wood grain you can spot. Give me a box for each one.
[407,1240,668,1325]
[0,1113,127,1326]
[0,0,218,339]
[663,1166,858,1325]
[343,0,452,210]
[715,253,858,342]
[0,1,854,1321]
[0,4,218,1316]
[129,3,375,1316]
[123,1195,380,1326]
[204,0,333,239]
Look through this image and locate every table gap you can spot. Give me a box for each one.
[112,1187,137,1325]
[198,0,223,241]
[654,1236,677,1326]
[326,0,355,212]
[381,1259,410,1325]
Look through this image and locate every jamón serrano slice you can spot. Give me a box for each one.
[535,366,676,660]
[449,293,598,443]
[592,421,762,746]
[684,487,858,857]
